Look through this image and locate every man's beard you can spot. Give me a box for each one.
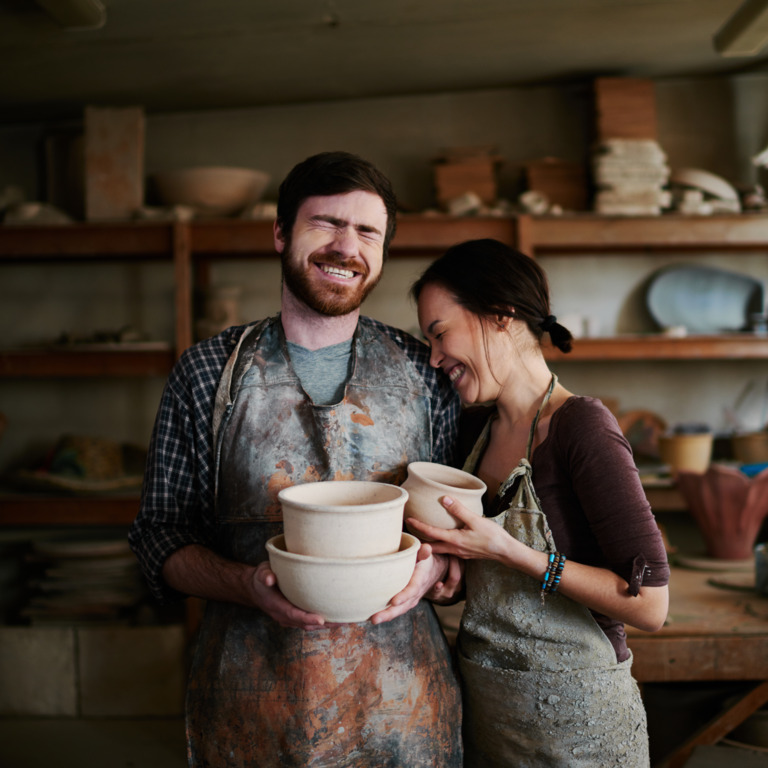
[281,245,382,317]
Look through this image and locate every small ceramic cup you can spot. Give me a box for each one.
[401,461,486,538]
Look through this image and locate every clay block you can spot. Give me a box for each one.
[84,106,145,221]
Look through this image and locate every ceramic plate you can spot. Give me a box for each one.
[675,552,755,571]
[646,264,764,333]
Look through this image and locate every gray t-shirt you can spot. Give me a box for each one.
[286,338,353,405]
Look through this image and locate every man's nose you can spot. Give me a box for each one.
[332,226,358,257]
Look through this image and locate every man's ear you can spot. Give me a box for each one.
[273,220,286,254]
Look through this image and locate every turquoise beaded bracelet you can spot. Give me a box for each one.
[540,551,566,601]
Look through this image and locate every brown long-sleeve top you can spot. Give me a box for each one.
[459,395,670,662]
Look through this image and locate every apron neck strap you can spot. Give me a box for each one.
[524,374,558,461]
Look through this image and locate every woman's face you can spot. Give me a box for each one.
[418,282,508,405]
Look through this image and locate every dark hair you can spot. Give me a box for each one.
[276,151,398,256]
[411,238,573,353]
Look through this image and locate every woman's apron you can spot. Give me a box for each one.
[185,317,462,768]
[458,375,649,768]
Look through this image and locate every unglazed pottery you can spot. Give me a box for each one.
[266,533,420,622]
[278,480,408,558]
[676,464,768,560]
[658,433,713,474]
[152,166,270,217]
[401,462,486,536]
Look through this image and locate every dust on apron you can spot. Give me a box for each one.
[458,375,649,768]
[186,316,462,768]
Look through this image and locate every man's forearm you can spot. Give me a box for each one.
[162,544,260,607]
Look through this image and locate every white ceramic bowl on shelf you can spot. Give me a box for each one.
[278,480,408,558]
[266,533,420,623]
[152,166,270,217]
[401,462,486,537]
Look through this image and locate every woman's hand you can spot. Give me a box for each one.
[407,496,523,565]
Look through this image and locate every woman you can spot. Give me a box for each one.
[408,239,669,767]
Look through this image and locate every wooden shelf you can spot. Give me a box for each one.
[392,214,518,253]
[0,222,174,259]
[189,214,520,257]
[544,334,768,361]
[0,493,139,526]
[521,212,768,254]
[0,347,175,378]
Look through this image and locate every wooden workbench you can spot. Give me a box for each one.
[627,565,768,683]
[627,564,768,766]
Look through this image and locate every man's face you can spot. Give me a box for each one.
[276,191,388,316]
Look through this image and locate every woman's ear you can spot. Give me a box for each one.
[495,313,513,331]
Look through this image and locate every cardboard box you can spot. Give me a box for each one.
[525,158,590,211]
[594,78,657,140]
[433,147,503,209]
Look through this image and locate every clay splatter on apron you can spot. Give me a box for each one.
[187,317,462,767]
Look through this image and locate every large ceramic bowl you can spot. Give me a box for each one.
[152,166,270,217]
[401,462,486,537]
[266,533,420,623]
[278,480,408,558]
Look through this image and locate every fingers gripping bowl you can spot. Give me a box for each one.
[266,533,420,623]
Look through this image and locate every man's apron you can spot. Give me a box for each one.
[458,376,649,767]
[185,317,462,768]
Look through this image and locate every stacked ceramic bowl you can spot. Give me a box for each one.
[267,480,417,622]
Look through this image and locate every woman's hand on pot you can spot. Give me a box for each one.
[407,496,520,564]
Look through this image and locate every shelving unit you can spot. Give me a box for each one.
[0,222,187,526]
[1,211,767,525]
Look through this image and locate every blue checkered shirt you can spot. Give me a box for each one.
[128,316,460,602]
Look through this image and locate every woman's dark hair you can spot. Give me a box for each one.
[276,151,398,256]
[411,238,573,353]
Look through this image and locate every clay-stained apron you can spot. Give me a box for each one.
[186,317,463,768]
[458,376,650,767]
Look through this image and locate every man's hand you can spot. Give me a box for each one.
[253,561,327,630]
[369,543,453,624]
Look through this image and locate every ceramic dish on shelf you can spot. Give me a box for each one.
[646,264,764,333]
[669,167,740,202]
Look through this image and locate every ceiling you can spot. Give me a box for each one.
[2,0,768,126]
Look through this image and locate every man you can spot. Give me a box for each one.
[129,151,463,767]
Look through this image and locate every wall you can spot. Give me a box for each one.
[1,73,767,470]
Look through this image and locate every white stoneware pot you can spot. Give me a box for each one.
[401,462,486,537]
[278,480,408,558]
[266,533,420,623]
